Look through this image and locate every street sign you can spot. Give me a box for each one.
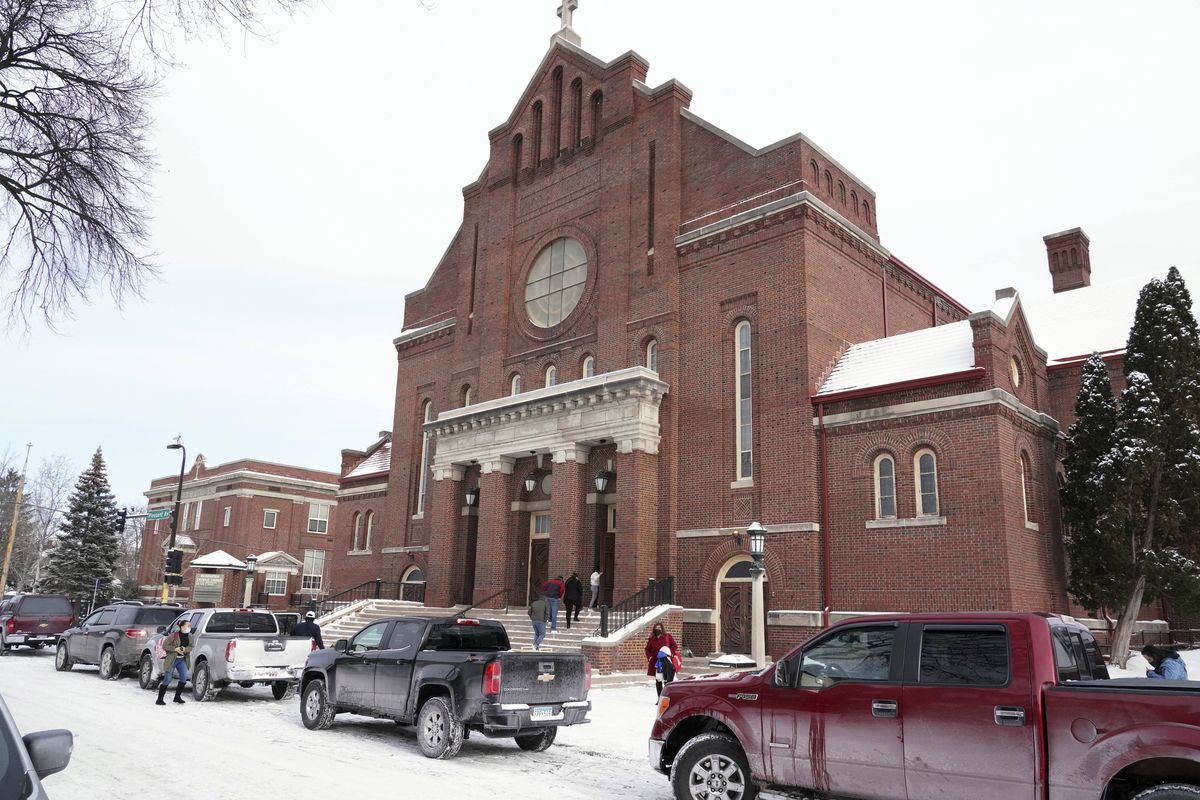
[147,508,172,520]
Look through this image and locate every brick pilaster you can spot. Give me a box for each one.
[423,467,464,608]
[473,460,518,607]
[549,446,589,592]
[613,449,660,601]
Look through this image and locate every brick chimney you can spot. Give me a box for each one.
[1044,228,1091,293]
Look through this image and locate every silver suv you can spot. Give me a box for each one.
[55,601,187,679]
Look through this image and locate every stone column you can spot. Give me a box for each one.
[422,462,465,608]
[549,444,589,595]
[473,458,517,607]
[613,448,660,602]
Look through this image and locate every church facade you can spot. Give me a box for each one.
[329,20,1131,658]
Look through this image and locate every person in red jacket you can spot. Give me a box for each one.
[645,623,679,697]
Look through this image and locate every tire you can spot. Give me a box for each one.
[515,727,557,752]
[416,696,464,760]
[191,661,217,702]
[99,647,120,680]
[138,654,156,690]
[238,681,256,689]
[1133,785,1200,800]
[54,642,73,672]
[300,679,335,730]
[670,732,758,800]
[271,681,291,700]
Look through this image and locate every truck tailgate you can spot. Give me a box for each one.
[497,652,588,705]
[229,636,311,669]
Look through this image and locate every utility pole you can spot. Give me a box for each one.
[0,443,33,594]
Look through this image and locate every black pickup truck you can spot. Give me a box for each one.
[299,615,591,759]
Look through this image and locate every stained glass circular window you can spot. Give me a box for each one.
[525,238,587,328]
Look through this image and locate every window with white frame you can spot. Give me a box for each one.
[1021,452,1033,524]
[734,321,753,480]
[874,454,897,519]
[352,513,362,550]
[365,511,374,551]
[302,549,325,591]
[153,519,160,534]
[417,400,433,515]
[222,506,231,527]
[646,339,658,373]
[582,355,595,379]
[915,449,940,516]
[545,364,557,387]
[307,503,329,534]
[263,509,278,530]
[510,374,522,395]
[607,505,617,533]
[193,500,203,530]
[463,385,472,406]
[265,571,287,596]
[181,503,190,532]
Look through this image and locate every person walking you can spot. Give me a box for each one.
[528,594,550,651]
[1143,644,1189,680]
[292,610,325,649]
[542,575,565,632]
[645,623,680,697]
[589,566,602,610]
[563,572,583,628]
[157,618,193,706]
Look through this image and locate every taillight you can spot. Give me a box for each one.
[225,639,237,663]
[310,639,318,652]
[455,618,480,626]
[584,658,592,693]
[483,660,501,696]
[3,618,12,635]
[124,628,146,638]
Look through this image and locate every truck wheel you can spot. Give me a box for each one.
[271,681,292,700]
[138,654,156,689]
[54,642,73,672]
[416,696,464,760]
[515,727,557,752]
[301,679,335,730]
[192,661,218,702]
[1134,785,1200,800]
[99,647,120,680]
[670,732,758,800]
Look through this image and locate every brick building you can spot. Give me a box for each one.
[327,18,1178,658]
[136,455,338,610]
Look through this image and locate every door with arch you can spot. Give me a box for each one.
[717,558,768,655]
[527,512,551,604]
[400,566,425,603]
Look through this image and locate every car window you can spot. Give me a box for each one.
[387,621,424,651]
[18,596,73,616]
[424,622,509,651]
[1052,628,1082,682]
[115,607,138,626]
[93,610,116,627]
[350,622,388,653]
[1076,631,1110,680]
[205,612,276,634]
[799,626,896,688]
[136,608,187,627]
[188,612,206,631]
[80,611,105,628]
[918,626,1009,686]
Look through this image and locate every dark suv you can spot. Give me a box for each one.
[0,594,75,654]
[56,601,187,679]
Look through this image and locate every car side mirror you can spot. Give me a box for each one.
[23,730,73,779]
[156,626,166,634]
[773,661,789,687]
[334,639,348,653]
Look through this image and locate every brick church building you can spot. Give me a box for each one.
[330,12,1165,658]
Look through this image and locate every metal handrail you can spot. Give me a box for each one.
[594,577,674,637]
[457,588,509,618]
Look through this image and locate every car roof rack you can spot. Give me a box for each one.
[113,600,145,606]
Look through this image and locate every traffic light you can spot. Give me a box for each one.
[115,508,127,532]
[164,548,184,585]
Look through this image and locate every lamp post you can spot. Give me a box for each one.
[464,486,479,507]
[162,438,186,604]
[242,554,258,607]
[593,470,611,493]
[747,521,767,668]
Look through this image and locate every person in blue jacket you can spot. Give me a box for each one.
[1142,644,1189,680]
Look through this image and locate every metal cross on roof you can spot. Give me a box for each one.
[558,0,578,29]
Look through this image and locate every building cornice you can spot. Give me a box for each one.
[393,317,456,350]
[813,388,1060,433]
[145,469,338,501]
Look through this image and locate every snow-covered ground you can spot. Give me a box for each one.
[1107,647,1200,678]
[0,648,672,799]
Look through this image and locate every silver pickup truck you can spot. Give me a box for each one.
[139,608,313,701]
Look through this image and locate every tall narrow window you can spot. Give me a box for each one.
[582,355,595,378]
[874,455,896,518]
[551,67,563,157]
[511,134,523,179]
[915,449,939,516]
[851,190,859,215]
[301,549,325,592]
[1021,453,1033,524]
[863,201,872,224]
[838,181,846,205]
[590,90,603,143]
[531,101,543,165]
[222,506,231,527]
[462,385,472,406]
[571,78,583,147]
[645,338,658,373]
[735,321,753,480]
[545,364,557,387]
[193,500,202,531]
[510,373,522,395]
[810,159,819,183]
[307,503,329,534]
[417,400,433,515]
[352,513,362,551]
[824,170,833,193]
[365,511,374,551]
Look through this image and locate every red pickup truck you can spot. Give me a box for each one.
[649,613,1200,800]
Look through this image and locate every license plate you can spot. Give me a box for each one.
[264,641,284,652]
[530,706,556,720]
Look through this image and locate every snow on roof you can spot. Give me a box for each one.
[345,441,391,479]
[189,550,245,569]
[818,320,977,397]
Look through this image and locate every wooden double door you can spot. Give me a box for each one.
[720,582,768,655]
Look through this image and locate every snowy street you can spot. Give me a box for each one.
[0,648,672,800]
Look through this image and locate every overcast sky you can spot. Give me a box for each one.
[2,0,1198,506]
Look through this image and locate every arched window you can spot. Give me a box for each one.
[402,566,424,584]
[838,181,846,205]
[914,449,939,516]
[510,373,522,395]
[874,454,896,519]
[1020,453,1033,524]
[462,384,472,406]
[417,400,433,515]
[551,67,563,157]
[364,511,374,551]
[545,364,557,387]
[590,90,603,143]
[531,101,543,165]
[862,201,872,224]
[582,354,595,379]
[352,512,362,551]
[571,78,583,148]
[401,565,425,602]
[511,134,523,179]
[824,170,833,193]
[810,159,819,183]
[645,338,658,373]
[735,321,753,480]
[851,190,859,215]
[1070,247,1078,266]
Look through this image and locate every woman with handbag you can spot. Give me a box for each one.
[156,618,193,706]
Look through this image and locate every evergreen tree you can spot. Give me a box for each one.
[42,449,121,608]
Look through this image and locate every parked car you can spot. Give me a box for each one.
[0,692,72,799]
[300,615,591,759]
[0,594,74,654]
[649,612,1200,800]
[54,601,188,679]
[140,608,313,701]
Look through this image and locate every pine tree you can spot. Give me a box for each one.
[42,449,121,608]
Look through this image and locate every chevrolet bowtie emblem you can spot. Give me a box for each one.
[537,673,556,682]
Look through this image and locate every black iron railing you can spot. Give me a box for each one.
[594,576,674,637]
[314,578,426,617]
[457,588,509,619]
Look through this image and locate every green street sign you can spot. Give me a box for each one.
[147,508,172,521]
